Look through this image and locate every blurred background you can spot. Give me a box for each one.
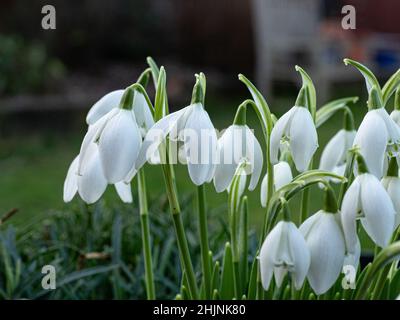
[0,0,400,298]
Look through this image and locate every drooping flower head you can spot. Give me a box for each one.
[136,74,218,186]
[270,87,318,172]
[213,103,263,193]
[341,153,395,252]
[260,201,310,290]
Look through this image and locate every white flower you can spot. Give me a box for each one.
[270,106,318,172]
[260,220,310,290]
[300,211,345,295]
[353,108,400,178]
[319,129,356,178]
[260,161,293,207]
[86,89,154,136]
[381,176,400,228]
[341,173,395,251]
[63,144,132,204]
[136,103,217,186]
[390,109,400,127]
[213,125,263,192]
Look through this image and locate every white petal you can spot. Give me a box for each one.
[98,109,142,183]
[341,176,362,253]
[78,144,107,204]
[301,212,345,295]
[289,107,318,172]
[79,108,119,174]
[133,92,154,133]
[287,222,311,289]
[382,177,400,228]
[183,104,217,185]
[376,108,400,144]
[319,130,347,172]
[343,236,361,271]
[135,108,187,170]
[115,181,132,203]
[213,126,241,192]
[353,111,388,178]
[260,173,268,207]
[390,110,400,127]
[245,125,263,190]
[63,155,79,202]
[259,221,284,290]
[360,173,395,247]
[274,161,293,190]
[86,90,124,125]
[269,108,295,164]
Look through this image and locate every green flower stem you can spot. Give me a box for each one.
[300,160,313,222]
[355,241,400,300]
[338,150,356,205]
[197,184,212,299]
[161,161,199,299]
[137,169,156,300]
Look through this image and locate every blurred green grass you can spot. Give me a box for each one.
[0,85,382,249]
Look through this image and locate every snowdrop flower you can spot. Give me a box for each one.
[136,79,217,186]
[300,188,345,295]
[260,161,293,207]
[63,143,132,204]
[270,87,318,172]
[353,87,400,178]
[213,104,263,192]
[79,88,143,184]
[381,158,400,228]
[389,88,400,126]
[319,111,356,179]
[260,201,310,290]
[341,154,395,252]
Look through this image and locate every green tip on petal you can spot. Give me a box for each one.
[368,86,382,110]
[355,153,369,174]
[191,76,205,105]
[295,86,307,107]
[119,88,135,110]
[387,157,399,177]
[323,185,338,213]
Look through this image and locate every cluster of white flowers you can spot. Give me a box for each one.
[63,59,400,298]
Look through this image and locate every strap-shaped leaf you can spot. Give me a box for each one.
[154,67,168,121]
[146,56,160,90]
[220,242,235,299]
[316,96,358,128]
[295,65,316,120]
[238,74,273,140]
[382,68,400,106]
[344,58,383,104]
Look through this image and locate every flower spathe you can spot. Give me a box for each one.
[260,161,293,207]
[136,103,217,186]
[260,220,310,290]
[270,106,318,172]
[319,129,356,178]
[341,173,395,251]
[353,108,400,178]
[213,124,263,193]
[300,210,345,295]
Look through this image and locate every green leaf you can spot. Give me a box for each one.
[382,68,400,106]
[211,260,220,294]
[239,197,248,291]
[238,74,273,141]
[154,67,168,121]
[247,258,258,300]
[295,65,316,120]
[220,242,235,299]
[343,58,383,103]
[316,96,359,128]
[388,268,400,299]
[146,56,160,90]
